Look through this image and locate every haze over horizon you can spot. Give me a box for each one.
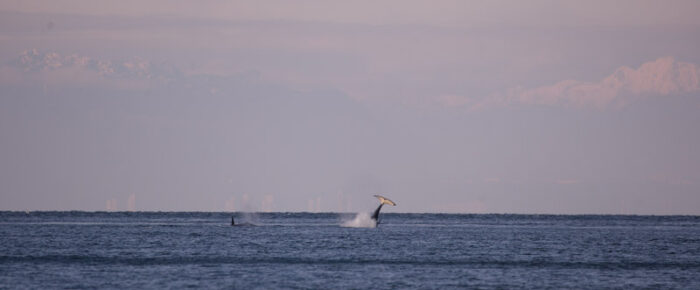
[1,1,699,214]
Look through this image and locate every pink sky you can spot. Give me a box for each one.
[1,1,699,214]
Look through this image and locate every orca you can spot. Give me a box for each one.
[371,195,396,226]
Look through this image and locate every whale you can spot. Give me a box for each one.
[371,195,396,226]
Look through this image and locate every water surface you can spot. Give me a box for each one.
[1,212,699,288]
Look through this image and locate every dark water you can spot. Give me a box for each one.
[1,212,699,289]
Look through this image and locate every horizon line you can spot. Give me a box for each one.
[2,210,698,217]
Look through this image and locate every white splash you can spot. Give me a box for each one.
[341,212,377,228]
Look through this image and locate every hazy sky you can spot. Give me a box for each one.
[1,1,699,214]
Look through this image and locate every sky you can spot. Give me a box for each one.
[1,0,699,214]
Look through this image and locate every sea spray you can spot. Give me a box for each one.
[237,211,260,225]
[341,212,376,228]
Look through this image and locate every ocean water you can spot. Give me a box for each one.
[1,212,699,289]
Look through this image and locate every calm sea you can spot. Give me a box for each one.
[1,212,699,289]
